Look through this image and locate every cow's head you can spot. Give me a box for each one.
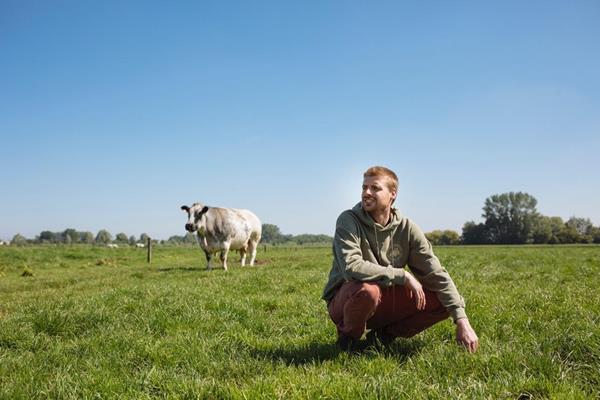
[181,203,209,233]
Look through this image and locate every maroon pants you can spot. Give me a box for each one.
[327,281,450,340]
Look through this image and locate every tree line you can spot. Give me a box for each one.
[5,192,599,247]
[165,225,333,247]
[6,225,334,247]
[8,229,153,246]
[428,192,600,245]
[260,224,332,246]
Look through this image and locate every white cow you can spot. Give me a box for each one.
[181,202,262,271]
[107,243,119,248]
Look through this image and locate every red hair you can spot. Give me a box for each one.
[363,166,398,193]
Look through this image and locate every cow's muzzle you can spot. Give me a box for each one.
[185,223,196,232]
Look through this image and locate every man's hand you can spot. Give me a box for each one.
[404,271,426,310]
[456,318,479,353]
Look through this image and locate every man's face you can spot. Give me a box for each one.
[361,175,397,214]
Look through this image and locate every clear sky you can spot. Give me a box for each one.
[1,1,599,241]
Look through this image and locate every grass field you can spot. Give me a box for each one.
[1,244,599,399]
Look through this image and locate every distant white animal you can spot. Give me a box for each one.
[181,202,262,271]
[0,241,6,246]
[135,243,145,248]
[107,243,119,248]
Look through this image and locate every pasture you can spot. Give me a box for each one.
[1,245,599,399]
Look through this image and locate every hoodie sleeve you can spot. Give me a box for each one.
[407,221,467,322]
[334,212,406,286]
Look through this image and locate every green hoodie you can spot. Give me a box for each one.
[322,203,467,322]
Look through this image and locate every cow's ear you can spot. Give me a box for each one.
[181,205,189,212]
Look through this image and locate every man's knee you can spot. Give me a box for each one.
[346,282,381,314]
[354,282,381,304]
[329,281,382,325]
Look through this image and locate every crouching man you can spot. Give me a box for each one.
[323,166,479,352]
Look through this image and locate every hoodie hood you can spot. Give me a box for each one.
[351,202,403,232]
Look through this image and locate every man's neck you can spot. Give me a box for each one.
[368,208,391,226]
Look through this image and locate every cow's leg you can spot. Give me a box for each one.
[220,244,230,271]
[248,239,258,266]
[204,250,213,271]
[239,245,248,266]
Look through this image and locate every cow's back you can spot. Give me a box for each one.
[204,207,260,249]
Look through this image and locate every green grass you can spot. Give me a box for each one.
[1,245,599,399]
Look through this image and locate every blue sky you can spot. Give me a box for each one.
[1,1,599,241]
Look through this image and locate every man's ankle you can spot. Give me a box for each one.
[336,335,365,353]
[366,329,395,348]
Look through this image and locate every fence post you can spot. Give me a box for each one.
[147,237,152,263]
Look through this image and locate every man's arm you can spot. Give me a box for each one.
[406,221,466,321]
[406,221,480,351]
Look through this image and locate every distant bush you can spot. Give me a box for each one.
[426,230,461,245]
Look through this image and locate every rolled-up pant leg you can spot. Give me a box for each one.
[328,282,449,340]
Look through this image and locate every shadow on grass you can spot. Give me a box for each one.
[250,341,340,366]
[157,264,264,273]
[250,338,423,366]
[373,338,425,362]
[156,266,206,273]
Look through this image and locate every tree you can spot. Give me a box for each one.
[592,226,600,244]
[129,235,137,246]
[11,233,28,246]
[81,231,95,244]
[38,231,54,243]
[292,234,333,245]
[140,233,150,244]
[166,235,181,245]
[482,192,539,244]
[426,230,443,245]
[63,228,79,244]
[165,234,196,246]
[95,230,112,245]
[427,230,461,245]
[461,221,489,244]
[565,217,593,236]
[261,224,284,244]
[439,230,460,245]
[547,217,566,244]
[115,233,129,244]
[557,223,579,244]
[565,217,593,243]
[531,216,564,244]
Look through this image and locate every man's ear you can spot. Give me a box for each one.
[181,205,189,212]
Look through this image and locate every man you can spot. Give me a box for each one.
[323,166,479,352]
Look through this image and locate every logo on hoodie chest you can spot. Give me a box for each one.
[390,245,404,264]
